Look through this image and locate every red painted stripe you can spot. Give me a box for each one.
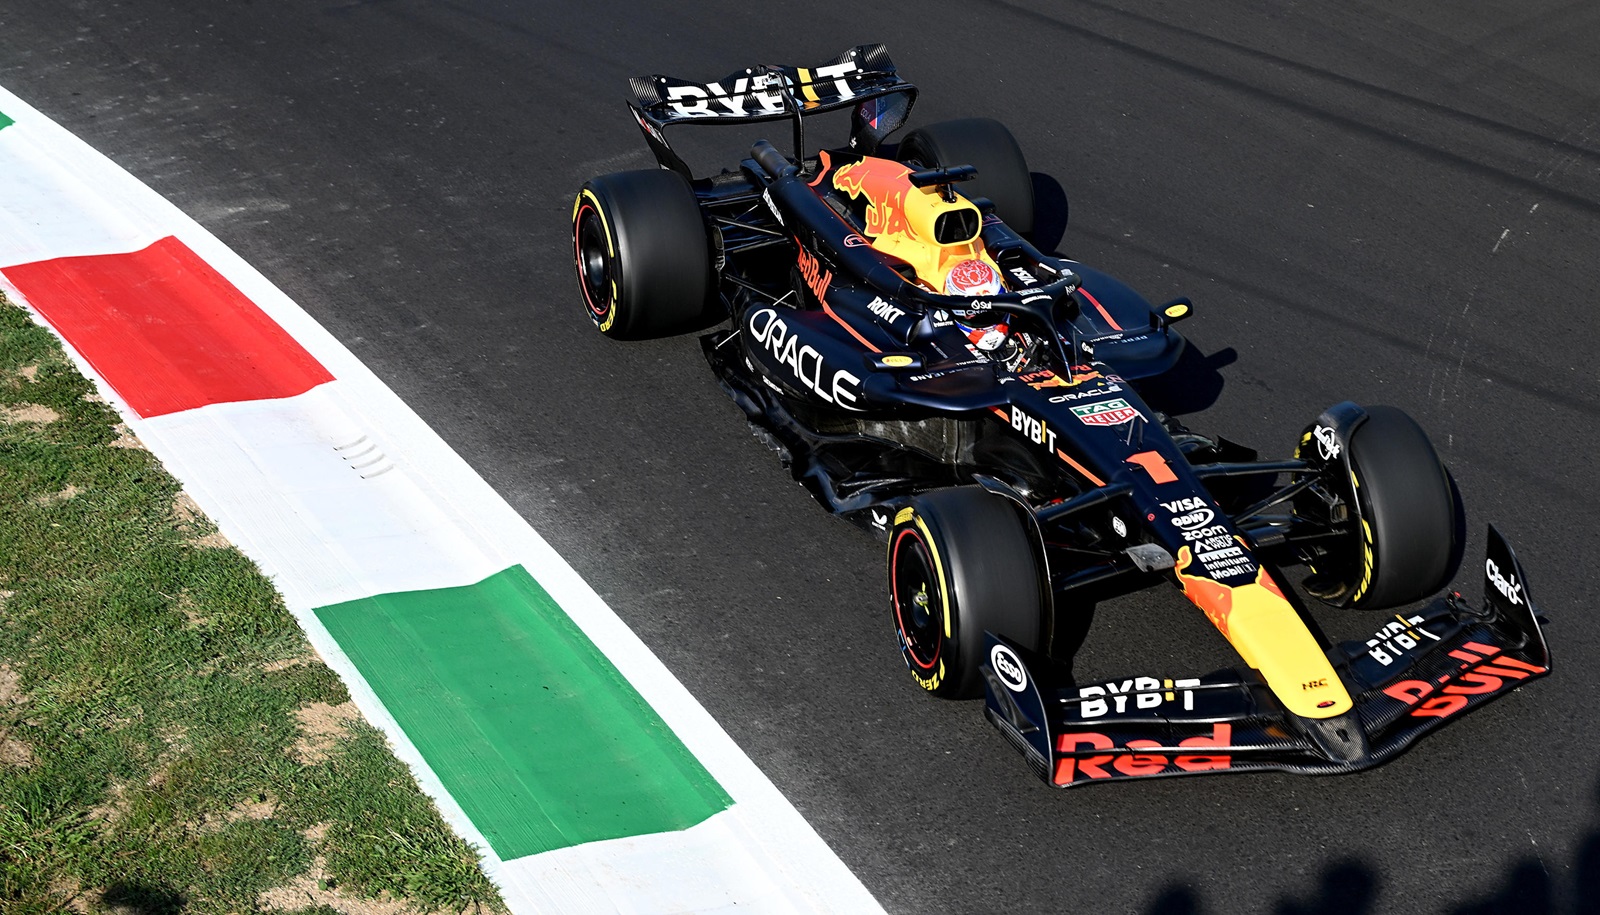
[823,301,882,352]
[1058,449,1107,488]
[2,236,333,417]
[1078,286,1123,332]
[991,407,1107,487]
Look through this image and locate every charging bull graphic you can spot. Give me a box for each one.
[1174,545,1352,718]
[831,157,914,239]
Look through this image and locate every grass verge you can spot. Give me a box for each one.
[0,292,505,914]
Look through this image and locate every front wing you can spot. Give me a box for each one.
[983,525,1550,786]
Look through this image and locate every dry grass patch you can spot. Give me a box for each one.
[173,589,211,627]
[0,402,60,423]
[33,482,81,506]
[46,876,91,915]
[87,780,133,828]
[108,421,143,449]
[0,662,23,706]
[264,652,318,673]
[258,857,417,915]
[0,661,32,767]
[0,732,34,767]
[173,491,231,548]
[199,793,280,834]
[292,701,363,764]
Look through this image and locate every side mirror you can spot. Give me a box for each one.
[1156,297,1194,327]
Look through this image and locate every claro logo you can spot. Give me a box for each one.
[748,308,864,411]
[990,644,1028,692]
[1485,558,1523,606]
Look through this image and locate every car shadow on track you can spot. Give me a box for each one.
[1031,172,1070,255]
[1030,171,1234,419]
[1138,772,1600,914]
[1131,343,1236,418]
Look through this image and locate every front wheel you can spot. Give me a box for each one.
[888,487,1049,698]
[1305,406,1461,610]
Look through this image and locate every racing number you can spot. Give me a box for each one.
[1126,451,1177,484]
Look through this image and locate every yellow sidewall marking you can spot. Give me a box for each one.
[911,514,952,640]
[577,188,619,333]
[578,188,616,257]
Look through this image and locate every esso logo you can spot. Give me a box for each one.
[1171,508,1215,530]
[990,644,1028,692]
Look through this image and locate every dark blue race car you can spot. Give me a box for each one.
[571,45,1549,786]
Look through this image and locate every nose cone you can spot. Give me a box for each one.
[1175,546,1353,719]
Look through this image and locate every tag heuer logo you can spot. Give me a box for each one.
[1070,398,1141,426]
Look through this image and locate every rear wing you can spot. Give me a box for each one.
[627,43,917,177]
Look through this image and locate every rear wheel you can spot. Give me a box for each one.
[888,487,1048,698]
[898,118,1035,236]
[1312,406,1461,610]
[572,169,714,339]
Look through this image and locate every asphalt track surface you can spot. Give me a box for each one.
[4,2,1599,912]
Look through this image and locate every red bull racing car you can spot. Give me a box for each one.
[570,45,1550,786]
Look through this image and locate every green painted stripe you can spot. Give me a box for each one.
[314,565,731,859]
[0,110,12,131]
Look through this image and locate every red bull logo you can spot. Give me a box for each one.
[1174,545,1285,638]
[796,247,832,302]
[831,157,914,239]
[1054,722,1233,784]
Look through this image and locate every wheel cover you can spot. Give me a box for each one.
[891,527,945,670]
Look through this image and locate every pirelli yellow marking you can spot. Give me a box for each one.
[577,188,620,332]
[912,515,953,640]
[895,507,915,525]
[1354,518,1375,603]
[577,189,616,258]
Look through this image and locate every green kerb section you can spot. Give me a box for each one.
[314,565,731,860]
[0,111,13,131]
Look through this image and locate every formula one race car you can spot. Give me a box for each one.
[570,45,1550,785]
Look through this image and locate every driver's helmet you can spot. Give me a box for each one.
[945,258,1004,298]
[945,258,1011,351]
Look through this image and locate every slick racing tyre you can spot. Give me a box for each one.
[898,118,1035,236]
[572,169,714,339]
[1334,406,1461,610]
[888,487,1049,699]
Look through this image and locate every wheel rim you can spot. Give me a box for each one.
[573,204,614,320]
[891,527,944,670]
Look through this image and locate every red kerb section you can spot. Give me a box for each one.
[2,236,332,417]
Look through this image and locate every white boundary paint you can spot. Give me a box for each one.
[0,84,882,914]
